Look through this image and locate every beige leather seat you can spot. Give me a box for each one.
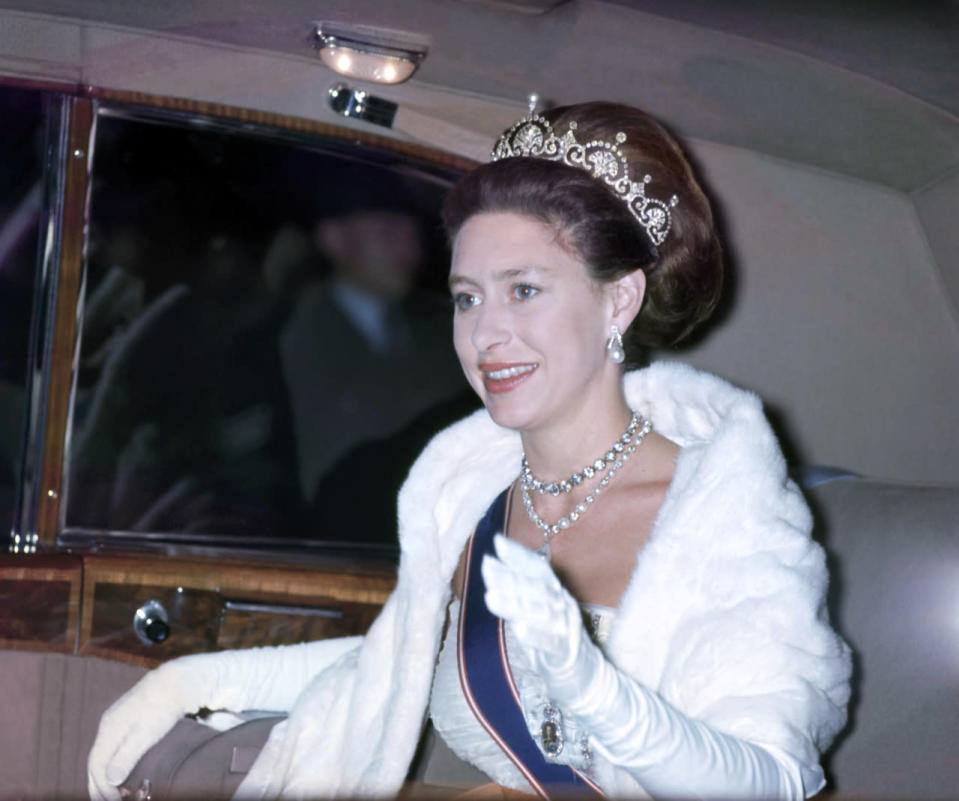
[808,476,959,798]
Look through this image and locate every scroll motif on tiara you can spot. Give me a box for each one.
[490,115,679,246]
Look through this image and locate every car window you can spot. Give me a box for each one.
[62,108,476,557]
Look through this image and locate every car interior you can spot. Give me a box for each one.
[0,1,957,798]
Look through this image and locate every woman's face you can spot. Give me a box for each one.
[449,211,618,434]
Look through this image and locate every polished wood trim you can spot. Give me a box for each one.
[80,553,395,602]
[77,553,395,666]
[36,97,95,546]
[0,554,82,652]
[0,554,82,572]
[87,86,478,172]
[0,75,81,94]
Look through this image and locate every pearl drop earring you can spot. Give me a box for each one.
[606,324,625,364]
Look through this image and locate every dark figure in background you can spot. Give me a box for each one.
[278,171,469,544]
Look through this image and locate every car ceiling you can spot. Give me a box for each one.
[2,0,958,192]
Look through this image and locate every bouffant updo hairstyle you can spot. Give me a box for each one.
[442,102,723,361]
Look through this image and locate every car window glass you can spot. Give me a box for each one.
[64,110,476,555]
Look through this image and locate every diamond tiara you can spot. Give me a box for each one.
[490,101,679,247]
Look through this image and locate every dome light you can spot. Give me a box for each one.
[315,23,427,85]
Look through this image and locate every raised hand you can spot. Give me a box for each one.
[481,534,586,673]
[479,536,801,798]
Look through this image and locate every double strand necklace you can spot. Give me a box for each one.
[520,411,652,558]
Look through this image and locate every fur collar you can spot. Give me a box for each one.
[396,361,849,790]
[239,363,849,798]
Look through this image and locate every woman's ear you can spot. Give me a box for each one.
[609,270,646,330]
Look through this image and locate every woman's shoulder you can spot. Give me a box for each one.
[623,362,767,447]
[625,362,791,494]
[618,362,814,572]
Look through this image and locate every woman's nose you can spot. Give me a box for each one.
[470,302,511,352]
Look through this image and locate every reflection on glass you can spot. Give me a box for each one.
[65,111,474,552]
[0,87,44,543]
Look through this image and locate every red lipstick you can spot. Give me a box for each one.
[480,362,538,394]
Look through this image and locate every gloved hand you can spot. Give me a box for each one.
[482,535,804,799]
[88,637,360,801]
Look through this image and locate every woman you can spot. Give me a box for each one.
[88,102,851,800]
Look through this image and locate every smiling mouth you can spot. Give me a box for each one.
[483,364,538,380]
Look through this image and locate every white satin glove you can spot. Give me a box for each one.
[88,637,360,801]
[482,535,804,800]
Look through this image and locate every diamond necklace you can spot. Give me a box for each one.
[520,412,652,558]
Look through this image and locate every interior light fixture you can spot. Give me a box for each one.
[314,23,427,85]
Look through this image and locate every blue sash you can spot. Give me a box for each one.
[456,487,604,799]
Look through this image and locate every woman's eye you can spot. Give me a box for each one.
[513,284,539,301]
[452,292,479,311]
